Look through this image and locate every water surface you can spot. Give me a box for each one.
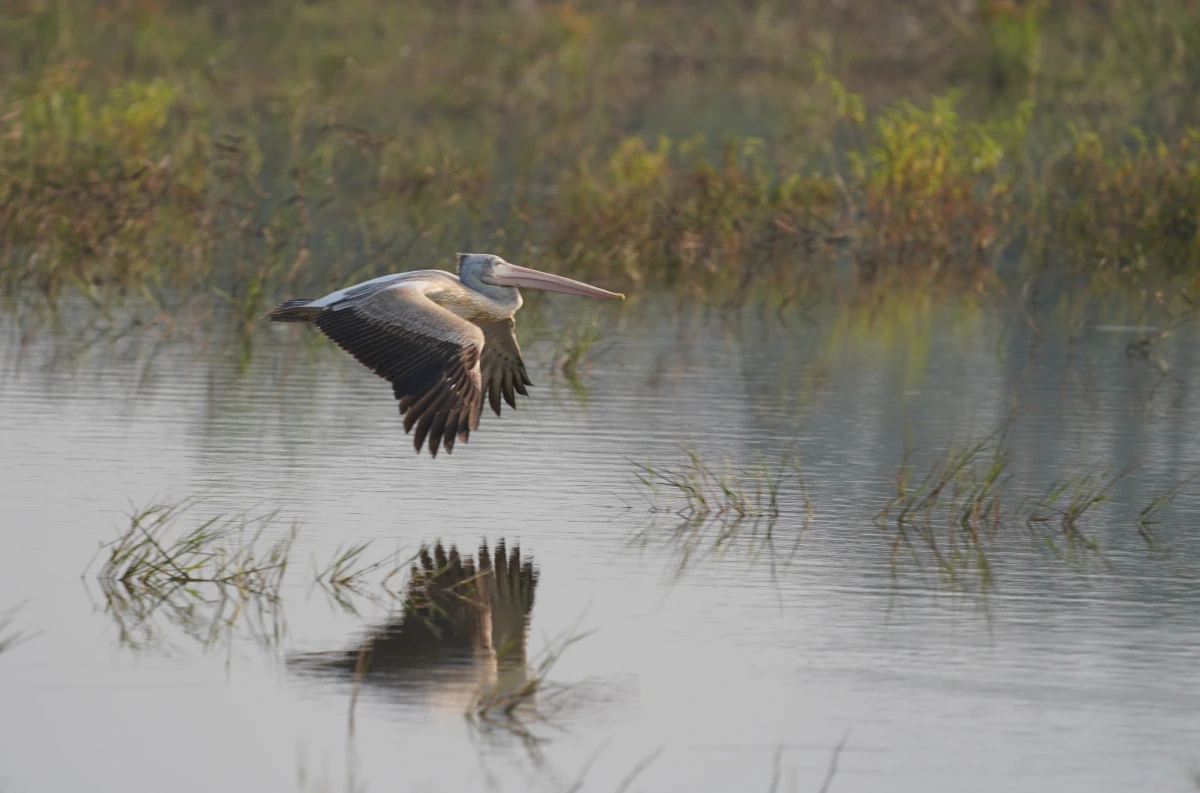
[2,297,1199,792]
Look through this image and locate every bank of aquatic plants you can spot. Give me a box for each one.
[0,75,211,296]
[1041,131,1200,277]
[2,0,1200,317]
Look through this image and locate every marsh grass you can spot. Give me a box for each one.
[5,0,1200,323]
[0,76,211,296]
[1136,474,1198,549]
[97,501,294,591]
[875,428,1010,588]
[630,447,812,579]
[316,542,416,613]
[1027,465,1137,552]
[1043,131,1200,278]
[846,92,1030,284]
[632,446,807,521]
[90,500,295,650]
[876,422,1155,587]
[547,86,1027,300]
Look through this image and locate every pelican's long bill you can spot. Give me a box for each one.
[489,262,625,300]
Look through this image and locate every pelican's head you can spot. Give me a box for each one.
[457,253,625,300]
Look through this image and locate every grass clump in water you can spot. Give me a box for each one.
[1027,465,1136,552]
[875,428,1010,587]
[877,424,1150,587]
[631,447,812,577]
[1136,474,1197,549]
[90,500,295,650]
[316,541,414,612]
[632,446,805,521]
[97,500,294,591]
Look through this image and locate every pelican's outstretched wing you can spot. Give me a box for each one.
[313,284,485,456]
[477,318,533,420]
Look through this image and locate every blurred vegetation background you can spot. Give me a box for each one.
[1,0,1198,320]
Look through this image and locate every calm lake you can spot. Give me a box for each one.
[2,294,1199,792]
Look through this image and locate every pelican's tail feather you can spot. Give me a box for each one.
[265,298,321,323]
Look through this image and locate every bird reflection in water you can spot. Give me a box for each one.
[290,541,538,718]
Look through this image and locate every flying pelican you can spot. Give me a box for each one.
[266,253,624,456]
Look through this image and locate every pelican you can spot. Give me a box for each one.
[266,253,624,456]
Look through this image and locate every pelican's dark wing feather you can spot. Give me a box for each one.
[477,318,533,420]
[313,284,484,457]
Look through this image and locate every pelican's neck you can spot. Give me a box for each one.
[458,270,522,318]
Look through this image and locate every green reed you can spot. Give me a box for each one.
[632,446,806,521]
[1027,465,1136,552]
[876,421,1165,588]
[1041,131,1200,278]
[1136,474,1198,549]
[96,501,294,591]
[631,447,811,579]
[316,541,413,608]
[876,429,1010,588]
